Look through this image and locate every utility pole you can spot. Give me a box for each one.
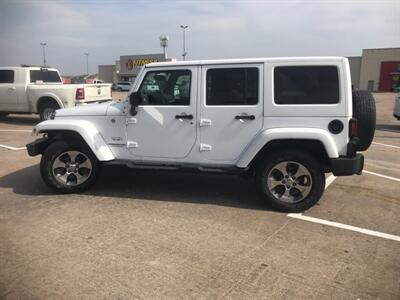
[84,52,89,76]
[180,25,188,61]
[40,42,47,66]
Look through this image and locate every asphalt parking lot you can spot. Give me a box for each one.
[0,93,399,299]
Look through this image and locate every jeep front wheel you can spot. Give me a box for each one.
[256,151,325,212]
[40,141,100,193]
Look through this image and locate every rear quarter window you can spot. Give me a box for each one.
[274,66,340,105]
[0,70,14,83]
[30,70,62,83]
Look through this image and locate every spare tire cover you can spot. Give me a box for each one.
[352,90,376,151]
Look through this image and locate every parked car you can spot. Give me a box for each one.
[27,57,376,212]
[0,66,112,120]
[114,81,132,91]
[394,93,400,120]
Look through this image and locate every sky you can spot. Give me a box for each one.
[0,0,399,75]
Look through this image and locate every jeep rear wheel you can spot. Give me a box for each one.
[40,141,100,193]
[256,151,325,212]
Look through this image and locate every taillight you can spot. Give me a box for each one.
[349,118,358,138]
[76,88,85,100]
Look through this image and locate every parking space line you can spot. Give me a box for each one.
[287,213,400,242]
[376,128,400,133]
[363,170,400,182]
[325,174,336,189]
[0,129,32,132]
[0,144,26,151]
[372,142,400,149]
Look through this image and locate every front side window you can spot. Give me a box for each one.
[274,66,340,105]
[0,70,14,83]
[206,68,259,105]
[138,70,191,106]
[30,69,62,83]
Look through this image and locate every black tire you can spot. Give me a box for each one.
[40,141,100,193]
[39,102,59,121]
[0,112,9,118]
[352,90,376,151]
[256,151,325,212]
[117,87,122,91]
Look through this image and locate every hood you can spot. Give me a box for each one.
[55,102,111,117]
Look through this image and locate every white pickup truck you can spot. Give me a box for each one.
[0,66,112,120]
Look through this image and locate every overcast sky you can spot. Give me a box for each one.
[0,0,399,75]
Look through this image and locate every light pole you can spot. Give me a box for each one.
[40,42,47,66]
[84,52,89,76]
[180,25,188,61]
[159,35,169,59]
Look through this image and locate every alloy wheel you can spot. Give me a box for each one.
[52,151,92,186]
[266,161,312,203]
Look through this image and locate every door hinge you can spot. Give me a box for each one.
[126,117,137,125]
[199,119,212,127]
[200,144,212,152]
[127,141,138,148]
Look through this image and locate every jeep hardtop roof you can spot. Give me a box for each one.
[147,56,346,68]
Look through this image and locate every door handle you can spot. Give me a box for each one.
[235,115,255,120]
[175,114,193,120]
[8,87,16,91]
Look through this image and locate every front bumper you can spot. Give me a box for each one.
[26,137,49,156]
[330,154,364,176]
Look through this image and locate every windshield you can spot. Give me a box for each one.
[30,69,62,83]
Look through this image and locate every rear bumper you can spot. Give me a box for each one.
[330,154,364,176]
[75,99,112,106]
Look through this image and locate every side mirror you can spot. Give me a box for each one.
[129,92,141,116]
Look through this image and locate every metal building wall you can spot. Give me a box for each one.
[98,65,115,83]
[359,48,400,92]
[347,56,362,89]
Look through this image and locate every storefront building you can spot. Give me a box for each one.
[350,47,400,92]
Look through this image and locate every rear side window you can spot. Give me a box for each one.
[206,68,259,105]
[274,66,339,105]
[30,70,62,83]
[0,70,14,83]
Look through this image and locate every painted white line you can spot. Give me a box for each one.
[0,129,31,132]
[287,213,400,242]
[0,144,26,151]
[372,142,400,149]
[363,170,400,182]
[376,128,400,133]
[325,174,336,189]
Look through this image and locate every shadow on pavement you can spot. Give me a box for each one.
[0,115,40,126]
[0,164,269,211]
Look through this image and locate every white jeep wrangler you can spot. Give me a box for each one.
[27,57,376,212]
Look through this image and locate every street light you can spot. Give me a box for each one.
[159,35,169,59]
[84,52,89,76]
[40,42,47,67]
[180,25,188,61]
